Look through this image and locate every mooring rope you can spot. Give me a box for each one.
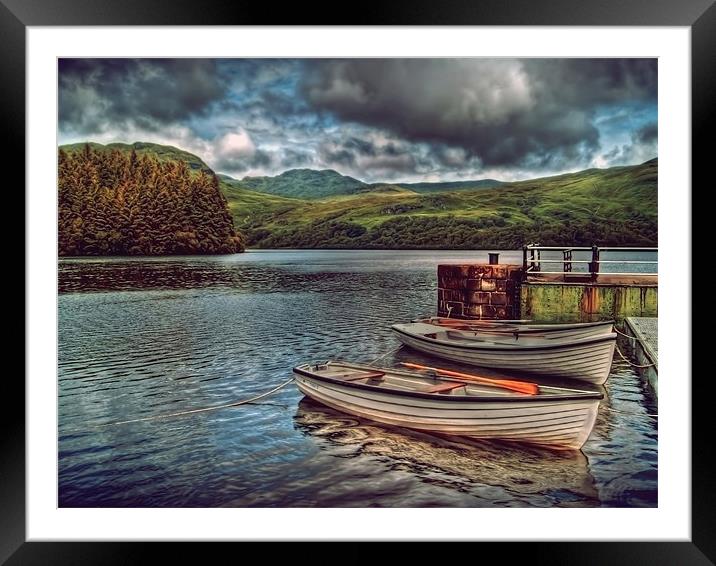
[101,377,296,426]
[614,343,657,368]
[368,344,402,366]
[614,326,638,339]
[609,325,658,369]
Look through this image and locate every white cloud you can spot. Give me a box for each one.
[215,131,256,159]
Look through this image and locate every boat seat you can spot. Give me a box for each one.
[425,381,465,394]
[341,371,386,382]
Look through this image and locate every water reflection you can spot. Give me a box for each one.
[58,250,526,293]
[293,398,600,507]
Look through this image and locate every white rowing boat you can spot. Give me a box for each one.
[293,360,603,450]
[392,322,616,385]
[414,317,614,340]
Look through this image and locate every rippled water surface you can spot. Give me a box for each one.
[58,250,657,507]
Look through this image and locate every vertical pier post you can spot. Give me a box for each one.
[590,245,600,281]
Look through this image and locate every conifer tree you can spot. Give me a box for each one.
[58,144,245,256]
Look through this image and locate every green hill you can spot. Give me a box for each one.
[237,168,367,199]
[395,179,505,193]
[236,159,657,249]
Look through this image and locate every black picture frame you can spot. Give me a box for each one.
[9,0,707,563]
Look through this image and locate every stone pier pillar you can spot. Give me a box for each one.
[437,264,523,320]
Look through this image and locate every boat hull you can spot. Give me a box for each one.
[392,324,616,385]
[294,369,600,450]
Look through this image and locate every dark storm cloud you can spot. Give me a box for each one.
[430,145,471,168]
[214,144,315,176]
[318,135,380,167]
[320,147,356,167]
[344,136,377,156]
[59,59,227,134]
[601,121,658,166]
[58,57,658,180]
[318,136,370,167]
[318,135,420,176]
[260,91,306,116]
[635,122,658,144]
[361,153,417,173]
[213,149,274,173]
[279,149,315,169]
[300,59,657,170]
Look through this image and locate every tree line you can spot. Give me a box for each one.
[59,145,244,256]
[246,215,657,249]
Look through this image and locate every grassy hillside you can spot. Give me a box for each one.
[395,179,504,193]
[219,178,306,233]
[233,159,657,249]
[237,168,367,199]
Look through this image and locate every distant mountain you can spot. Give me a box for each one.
[231,169,504,199]
[237,168,368,199]
[394,179,505,193]
[60,141,213,173]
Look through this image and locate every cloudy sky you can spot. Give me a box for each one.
[58,58,657,183]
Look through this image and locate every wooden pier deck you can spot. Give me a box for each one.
[624,316,658,395]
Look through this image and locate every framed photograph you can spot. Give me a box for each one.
[13,0,707,563]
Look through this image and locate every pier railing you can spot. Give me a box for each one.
[522,244,657,280]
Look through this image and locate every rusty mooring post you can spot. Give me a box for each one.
[488,253,499,265]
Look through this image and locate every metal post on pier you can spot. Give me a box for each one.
[590,244,600,280]
[536,246,541,272]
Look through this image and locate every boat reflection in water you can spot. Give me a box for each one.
[292,397,600,507]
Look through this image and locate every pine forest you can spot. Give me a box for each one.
[58,145,244,256]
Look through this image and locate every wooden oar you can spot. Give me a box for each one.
[400,362,539,395]
[431,320,523,333]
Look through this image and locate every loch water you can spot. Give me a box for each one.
[58,250,658,507]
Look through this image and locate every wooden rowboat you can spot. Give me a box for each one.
[414,317,614,340]
[293,361,603,450]
[392,322,616,385]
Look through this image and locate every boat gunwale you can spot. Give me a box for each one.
[392,324,617,351]
[417,318,615,332]
[293,365,604,404]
